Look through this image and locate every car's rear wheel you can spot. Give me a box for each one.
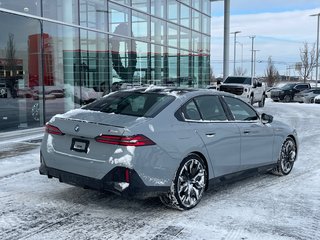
[272,137,297,176]
[160,154,207,210]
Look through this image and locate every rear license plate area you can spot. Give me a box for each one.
[71,138,89,153]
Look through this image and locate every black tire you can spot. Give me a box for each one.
[283,95,291,103]
[249,95,254,105]
[159,154,208,210]
[258,94,266,107]
[272,137,297,176]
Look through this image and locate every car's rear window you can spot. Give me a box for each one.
[83,91,175,117]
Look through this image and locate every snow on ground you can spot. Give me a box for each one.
[0,99,319,240]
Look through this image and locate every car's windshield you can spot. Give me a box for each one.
[281,84,296,90]
[224,77,252,85]
[83,91,175,117]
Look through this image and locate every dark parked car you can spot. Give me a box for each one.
[40,87,298,210]
[270,83,311,102]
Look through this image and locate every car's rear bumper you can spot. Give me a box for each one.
[39,157,169,199]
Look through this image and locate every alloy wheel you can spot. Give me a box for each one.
[176,158,206,208]
[280,138,296,174]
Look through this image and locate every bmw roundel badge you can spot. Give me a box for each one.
[74,125,80,132]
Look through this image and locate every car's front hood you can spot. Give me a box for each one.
[221,83,250,88]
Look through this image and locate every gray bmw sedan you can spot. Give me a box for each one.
[40,87,298,210]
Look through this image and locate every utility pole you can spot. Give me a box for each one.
[236,41,244,72]
[231,31,241,75]
[252,50,260,77]
[223,0,230,80]
[311,13,320,88]
[249,36,256,78]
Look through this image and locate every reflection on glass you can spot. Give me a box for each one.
[79,0,108,31]
[180,4,190,28]
[168,23,178,47]
[192,0,201,11]
[151,0,166,18]
[203,0,211,16]
[132,10,149,41]
[180,27,190,50]
[192,10,200,32]
[168,48,177,85]
[151,44,164,84]
[180,50,191,87]
[192,31,201,53]
[202,15,209,35]
[151,17,166,45]
[0,12,41,132]
[43,0,79,24]
[134,41,148,85]
[167,0,178,23]
[132,0,149,13]
[0,0,40,16]
[109,2,130,36]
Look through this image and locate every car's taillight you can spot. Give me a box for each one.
[95,134,155,147]
[45,124,64,135]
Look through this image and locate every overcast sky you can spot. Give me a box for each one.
[211,0,320,77]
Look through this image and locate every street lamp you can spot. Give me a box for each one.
[253,49,260,77]
[310,13,320,88]
[249,36,256,78]
[236,41,244,72]
[231,31,241,75]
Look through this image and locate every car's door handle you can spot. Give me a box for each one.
[206,133,216,138]
[243,130,251,134]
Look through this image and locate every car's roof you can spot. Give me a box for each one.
[119,86,233,98]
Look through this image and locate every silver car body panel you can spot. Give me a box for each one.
[40,89,298,192]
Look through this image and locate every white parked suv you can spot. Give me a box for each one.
[219,76,266,107]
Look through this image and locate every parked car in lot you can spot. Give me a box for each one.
[265,87,279,98]
[218,76,266,107]
[314,95,320,104]
[40,87,298,210]
[293,88,320,103]
[270,83,310,102]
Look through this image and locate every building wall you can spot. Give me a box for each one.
[0,0,211,132]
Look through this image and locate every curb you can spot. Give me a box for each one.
[0,127,44,144]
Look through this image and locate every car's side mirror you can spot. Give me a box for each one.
[261,113,273,124]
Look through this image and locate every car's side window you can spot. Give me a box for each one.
[181,100,201,120]
[194,96,227,121]
[224,97,259,121]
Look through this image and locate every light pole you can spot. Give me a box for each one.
[236,41,244,72]
[311,13,320,88]
[253,49,260,77]
[249,36,256,78]
[231,31,241,75]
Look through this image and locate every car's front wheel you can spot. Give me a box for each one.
[283,95,291,102]
[160,154,207,210]
[272,137,297,176]
[258,94,266,107]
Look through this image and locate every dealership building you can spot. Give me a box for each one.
[0,0,211,132]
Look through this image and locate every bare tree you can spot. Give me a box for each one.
[5,33,17,77]
[235,67,247,76]
[5,33,18,98]
[265,56,279,87]
[298,42,316,83]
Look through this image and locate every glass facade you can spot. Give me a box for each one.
[0,0,211,132]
